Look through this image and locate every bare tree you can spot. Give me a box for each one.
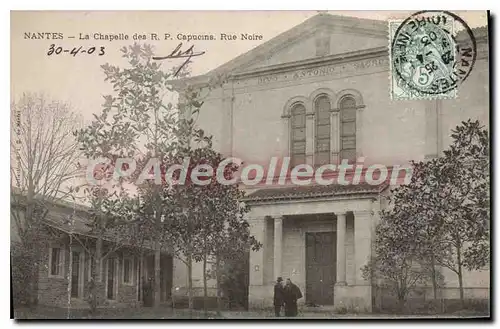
[11,92,83,306]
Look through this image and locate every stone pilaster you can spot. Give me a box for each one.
[273,216,283,280]
[248,217,272,308]
[305,112,315,166]
[336,213,347,285]
[249,217,266,286]
[354,210,372,284]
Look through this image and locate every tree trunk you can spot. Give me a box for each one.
[430,254,438,300]
[90,234,102,315]
[203,254,208,316]
[456,245,465,308]
[187,251,194,315]
[215,254,222,316]
[396,280,407,314]
[154,240,161,308]
[139,252,144,305]
[397,293,406,314]
[67,238,73,319]
[25,236,40,309]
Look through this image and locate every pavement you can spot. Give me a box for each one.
[13,306,489,320]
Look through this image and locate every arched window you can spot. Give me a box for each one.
[314,95,331,166]
[339,96,357,163]
[290,103,306,167]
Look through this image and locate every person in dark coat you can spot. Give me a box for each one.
[273,277,285,317]
[284,278,302,317]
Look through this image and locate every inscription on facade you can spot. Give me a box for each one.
[256,58,388,85]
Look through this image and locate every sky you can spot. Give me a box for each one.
[11,10,488,123]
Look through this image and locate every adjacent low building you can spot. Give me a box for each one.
[11,196,173,309]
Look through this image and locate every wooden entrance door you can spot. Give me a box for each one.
[305,232,336,305]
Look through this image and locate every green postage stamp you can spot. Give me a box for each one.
[389,11,477,100]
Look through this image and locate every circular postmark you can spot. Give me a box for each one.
[391,11,477,95]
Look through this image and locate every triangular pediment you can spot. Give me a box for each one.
[208,13,388,76]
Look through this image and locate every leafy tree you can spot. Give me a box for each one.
[428,120,490,306]
[76,43,180,308]
[11,93,82,306]
[364,119,490,311]
[77,42,227,311]
[362,202,435,312]
[173,145,262,314]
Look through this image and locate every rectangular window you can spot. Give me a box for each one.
[316,138,330,152]
[316,124,330,138]
[341,108,356,121]
[340,149,356,163]
[315,152,330,166]
[292,127,305,141]
[123,257,133,284]
[50,247,63,277]
[341,109,356,163]
[291,113,305,127]
[290,104,307,168]
[341,122,356,136]
[292,141,306,154]
[316,107,330,121]
[341,136,356,150]
[71,252,80,298]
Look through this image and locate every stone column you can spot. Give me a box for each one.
[305,112,315,166]
[336,213,346,285]
[330,108,340,165]
[273,216,283,279]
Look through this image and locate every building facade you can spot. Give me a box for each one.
[11,199,173,309]
[173,13,490,311]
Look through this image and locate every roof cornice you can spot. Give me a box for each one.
[233,46,388,80]
[170,13,388,89]
[170,21,490,91]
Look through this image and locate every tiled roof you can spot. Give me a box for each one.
[244,183,387,202]
[43,208,93,236]
[39,206,155,249]
[11,188,153,248]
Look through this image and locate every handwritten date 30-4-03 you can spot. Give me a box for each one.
[47,44,105,56]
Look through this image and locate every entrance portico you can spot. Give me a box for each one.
[244,184,382,312]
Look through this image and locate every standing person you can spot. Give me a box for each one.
[273,277,285,317]
[284,278,302,317]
